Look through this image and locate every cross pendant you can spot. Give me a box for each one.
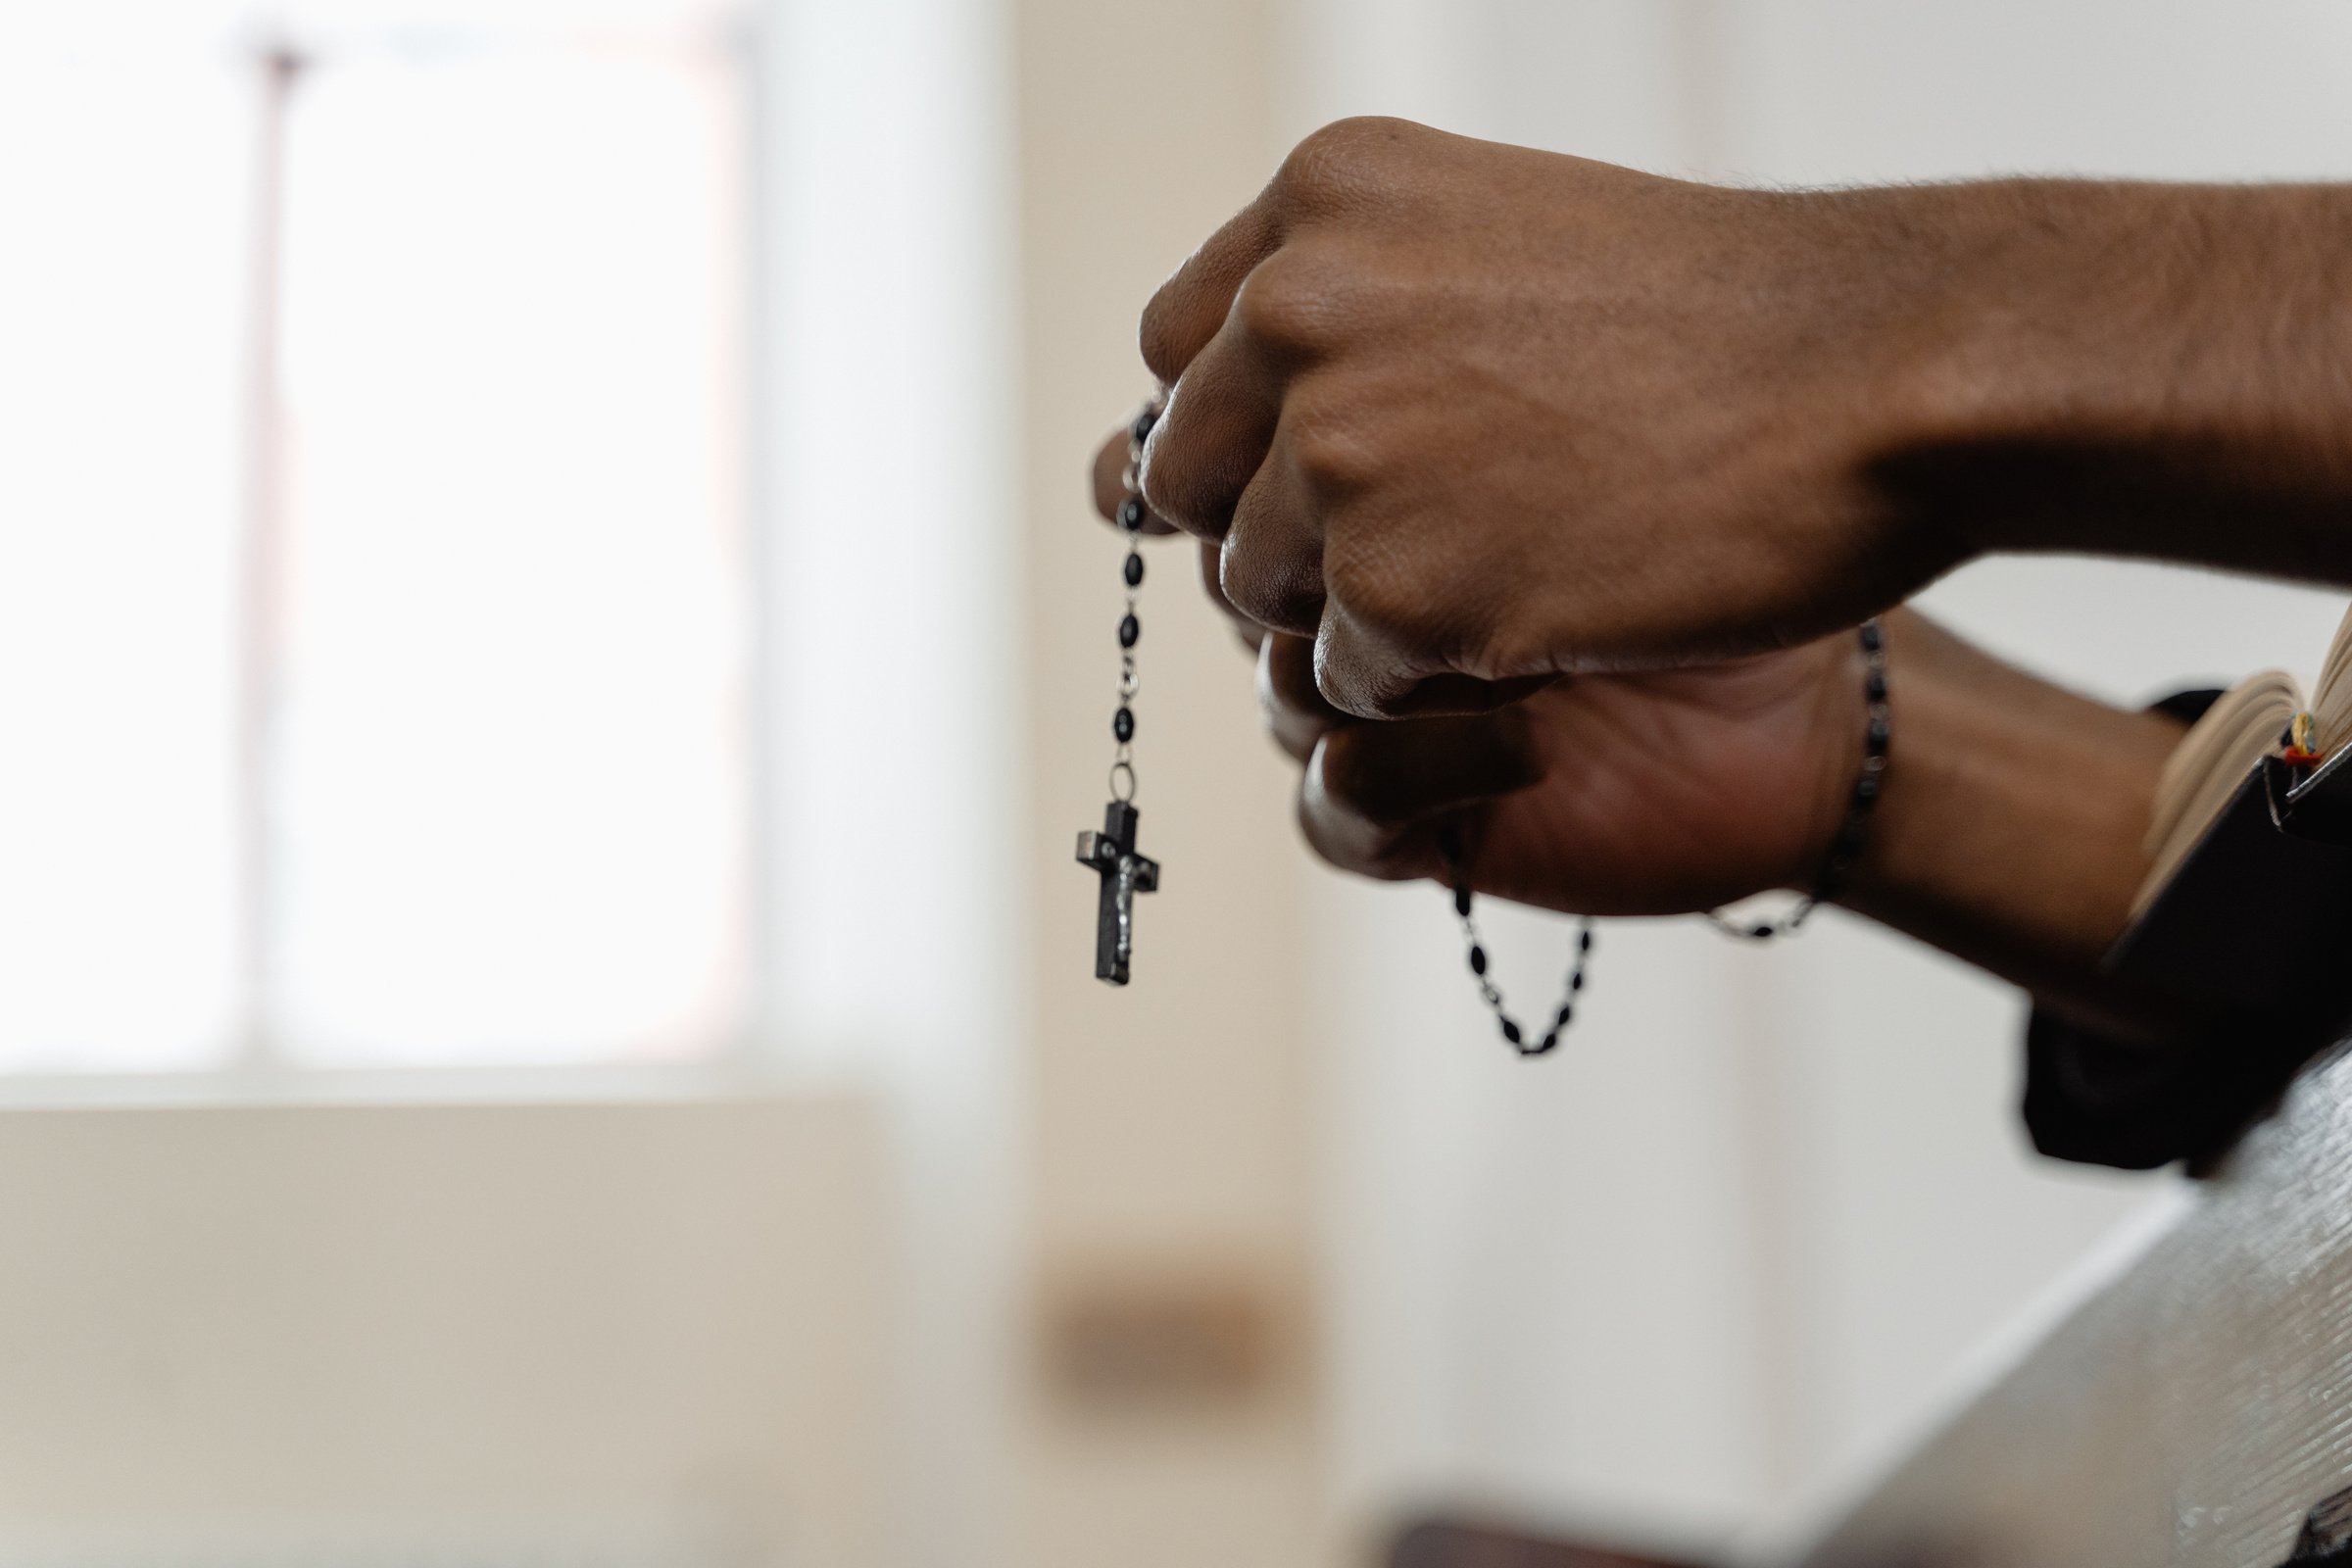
[1076,800,1159,986]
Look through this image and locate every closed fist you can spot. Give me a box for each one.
[1136,116,1982,718]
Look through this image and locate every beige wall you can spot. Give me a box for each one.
[0,1099,889,1564]
[1010,0,1333,1564]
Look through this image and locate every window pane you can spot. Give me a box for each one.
[272,28,751,1065]
[0,16,247,1072]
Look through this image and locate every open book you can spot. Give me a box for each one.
[2134,602,2352,919]
[2108,600,2352,1004]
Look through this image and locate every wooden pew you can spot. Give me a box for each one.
[1399,1040,2352,1568]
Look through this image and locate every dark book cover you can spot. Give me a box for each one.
[2107,766,2352,1007]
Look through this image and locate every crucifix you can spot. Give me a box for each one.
[1076,800,1158,986]
[1078,399,1163,987]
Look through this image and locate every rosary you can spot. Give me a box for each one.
[1077,397,1891,1052]
[1073,399,1163,986]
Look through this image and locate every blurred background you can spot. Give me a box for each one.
[7,0,2352,1564]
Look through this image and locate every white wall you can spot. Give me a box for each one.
[1290,0,2352,1552]
[759,0,1021,1562]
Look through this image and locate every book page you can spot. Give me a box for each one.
[2136,669,2306,916]
[2311,600,2352,756]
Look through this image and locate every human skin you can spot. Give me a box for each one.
[1089,116,2352,1042]
[1132,116,2352,722]
[1085,464,2192,1044]
[1265,609,2198,1045]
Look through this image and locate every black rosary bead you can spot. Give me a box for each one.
[1705,618,1890,942]
[1446,874,1598,1058]
[1079,394,1165,988]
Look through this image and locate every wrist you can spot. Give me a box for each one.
[1780,620,1887,902]
[1837,611,2194,1036]
[1867,179,2352,571]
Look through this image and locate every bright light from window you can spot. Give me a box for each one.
[0,2,753,1074]
[275,27,751,1066]
[0,12,247,1073]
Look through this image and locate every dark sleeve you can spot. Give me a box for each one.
[2021,688,2343,1169]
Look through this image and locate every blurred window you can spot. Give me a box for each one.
[0,2,755,1078]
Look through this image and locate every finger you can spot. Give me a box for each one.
[1088,425,1179,535]
[1138,118,1397,381]
[1258,632,1343,762]
[1313,583,1558,721]
[1219,420,1324,639]
[1139,310,1284,540]
[1199,538,1267,656]
[1139,198,1281,386]
[1298,710,1544,880]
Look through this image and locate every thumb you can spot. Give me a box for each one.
[1299,709,1544,880]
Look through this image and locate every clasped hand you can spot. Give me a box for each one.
[1124,116,1983,719]
[1087,115,2349,1043]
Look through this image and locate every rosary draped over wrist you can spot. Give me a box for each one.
[1077,396,1891,1053]
[1446,617,1890,1055]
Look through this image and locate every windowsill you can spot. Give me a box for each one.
[0,1051,869,1110]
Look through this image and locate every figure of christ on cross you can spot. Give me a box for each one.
[1077,801,1158,986]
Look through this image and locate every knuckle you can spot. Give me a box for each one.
[1324,534,1538,693]
[1462,621,1548,684]
[1137,286,1187,384]
[1288,415,1375,496]
[1321,545,1417,647]
[1232,257,1326,353]
[1137,420,1226,538]
[1275,116,1420,211]
[1314,564,1434,721]
[1311,636,1407,722]
[1219,529,1322,638]
[1136,455,1198,536]
[1258,633,1326,720]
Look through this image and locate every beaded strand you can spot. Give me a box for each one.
[1447,616,1891,1056]
[1704,617,1890,941]
[1107,400,1157,800]
[1451,879,1597,1058]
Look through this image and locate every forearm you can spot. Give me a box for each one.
[1837,610,2204,1045]
[1872,179,2352,586]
